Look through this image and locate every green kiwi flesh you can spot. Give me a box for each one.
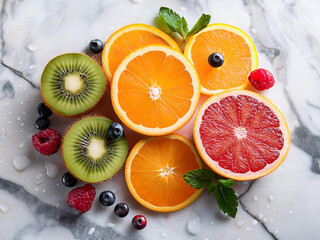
[62,116,128,183]
[41,53,106,117]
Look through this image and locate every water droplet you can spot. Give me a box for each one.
[18,142,25,149]
[187,217,201,235]
[107,223,115,228]
[88,227,95,235]
[56,183,60,187]
[27,43,38,52]
[30,97,34,101]
[252,220,258,225]
[270,219,274,223]
[8,121,11,124]
[251,27,257,33]
[20,123,24,127]
[20,100,24,105]
[236,220,245,227]
[275,230,279,233]
[246,227,252,232]
[180,6,187,11]
[22,111,26,115]
[210,221,214,225]
[42,189,46,193]
[130,0,141,3]
[0,160,3,164]
[12,155,31,172]
[145,10,149,14]
[289,210,293,214]
[33,172,46,185]
[268,195,274,202]
[0,203,8,213]
[17,116,21,121]
[160,233,167,238]
[266,204,270,209]
[258,213,264,220]
[19,61,23,65]
[28,65,36,70]
[35,188,39,192]
[262,217,267,223]
[20,129,24,133]
[8,111,12,115]
[45,162,59,179]
[253,196,258,201]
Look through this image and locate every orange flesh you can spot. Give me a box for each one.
[108,30,173,77]
[118,51,194,128]
[199,94,284,173]
[129,138,200,207]
[191,29,252,90]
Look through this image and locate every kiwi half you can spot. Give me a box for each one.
[62,116,128,183]
[41,53,106,117]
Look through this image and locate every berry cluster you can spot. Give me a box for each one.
[64,177,147,230]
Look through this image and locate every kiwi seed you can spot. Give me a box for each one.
[41,53,106,117]
[62,116,128,183]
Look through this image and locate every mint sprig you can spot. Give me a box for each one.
[183,169,238,218]
[155,7,211,41]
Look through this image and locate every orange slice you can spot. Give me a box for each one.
[111,45,200,136]
[193,90,290,181]
[184,23,258,95]
[102,23,180,81]
[125,134,203,212]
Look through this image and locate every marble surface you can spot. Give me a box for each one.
[0,0,319,239]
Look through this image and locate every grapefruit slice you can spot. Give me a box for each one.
[125,134,203,212]
[102,23,180,82]
[193,90,290,181]
[184,23,258,95]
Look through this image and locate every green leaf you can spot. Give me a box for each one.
[183,169,216,189]
[186,14,211,38]
[207,181,218,195]
[218,179,235,188]
[159,7,188,39]
[214,185,238,218]
[154,16,171,34]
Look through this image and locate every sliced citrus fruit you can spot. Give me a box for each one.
[193,90,290,181]
[125,134,203,212]
[111,44,200,136]
[184,23,258,95]
[102,23,180,81]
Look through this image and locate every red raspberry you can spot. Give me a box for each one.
[67,184,96,213]
[248,68,275,90]
[32,128,61,155]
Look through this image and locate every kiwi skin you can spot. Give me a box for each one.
[40,53,108,118]
[61,115,128,183]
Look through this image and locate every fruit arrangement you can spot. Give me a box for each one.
[30,6,290,224]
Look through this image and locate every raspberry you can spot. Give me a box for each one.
[67,184,96,213]
[32,128,61,155]
[248,68,275,90]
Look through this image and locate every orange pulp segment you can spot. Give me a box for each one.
[125,134,203,212]
[102,23,180,81]
[111,45,200,136]
[184,23,258,95]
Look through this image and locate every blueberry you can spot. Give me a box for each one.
[132,215,147,230]
[35,116,50,130]
[37,103,53,118]
[62,172,78,187]
[114,203,129,218]
[99,191,115,206]
[107,123,124,141]
[88,39,104,54]
[208,52,224,68]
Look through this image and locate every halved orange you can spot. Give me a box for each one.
[193,90,290,181]
[111,44,200,136]
[184,23,258,95]
[102,23,180,81]
[125,134,203,212]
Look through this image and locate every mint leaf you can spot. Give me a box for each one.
[214,185,238,218]
[159,7,188,39]
[154,16,171,34]
[186,14,211,38]
[218,179,235,188]
[207,181,218,195]
[183,169,216,189]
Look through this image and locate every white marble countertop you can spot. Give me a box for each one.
[0,0,319,239]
